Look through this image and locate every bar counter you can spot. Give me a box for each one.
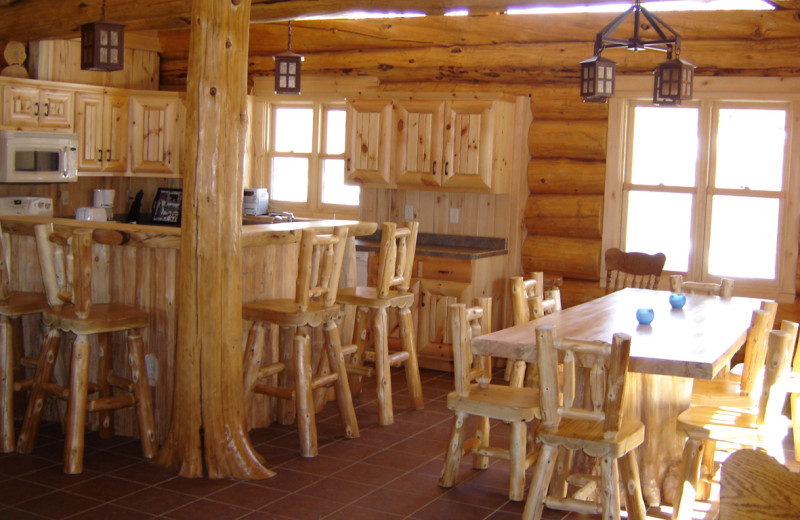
[1,216,377,442]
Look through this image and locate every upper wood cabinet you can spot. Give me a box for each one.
[441,100,496,192]
[345,99,393,187]
[393,100,445,189]
[130,94,180,175]
[75,91,129,173]
[2,84,73,130]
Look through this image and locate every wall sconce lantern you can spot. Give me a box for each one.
[580,0,694,106]
[274,22,303,94]
[80,0,124,71]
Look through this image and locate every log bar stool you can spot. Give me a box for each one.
[0,224,49,452]
[16,224,155,474]
[243,226,358,457]
[336,221,423,426]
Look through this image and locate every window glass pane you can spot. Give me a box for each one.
[708,195,778,279]
[325,109,346,155]
[271,157,308,202]
[630,106,699,187]
[274,107,313,153]
[625,191,693,272]
[715,108,786,191]
[322,159,359,206]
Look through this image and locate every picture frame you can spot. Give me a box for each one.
[150,188,182,226]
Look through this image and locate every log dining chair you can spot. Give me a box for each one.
[670,274,734,298]
[523,325,647,520]
[16,224,155,474]
[242,226,358,458]
[335,221,422,426]
[604,247,666,293]
[439,298,541,501]
[671,327,796,520]
[506,271,562,387]
[0,224,49,453]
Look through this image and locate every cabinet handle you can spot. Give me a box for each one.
[34,102,39,116]
[44,103,50,117]
[432,161,436,175]
[444,161,449,176]
[438,270,453,275]
[98,149,103,161]
[346,158,351,171]
[166,151,171,164]
[106,149,111,161]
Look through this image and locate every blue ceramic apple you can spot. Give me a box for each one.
[669,293,687,309]
[636,308,655,325]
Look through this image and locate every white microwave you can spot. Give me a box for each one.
[0,130,78,183]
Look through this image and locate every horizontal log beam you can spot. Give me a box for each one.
[530,120,607,161]
[523,235,602,280]
[525,194,603,239]
[528,159,606,195]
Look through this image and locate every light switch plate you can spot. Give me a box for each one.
[404,205,414,220]
[449,207,459,223]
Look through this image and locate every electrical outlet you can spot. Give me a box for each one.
[404,205,414,220]
[145,354,158,386]
[60,190,69,205]
[449,207,459,223]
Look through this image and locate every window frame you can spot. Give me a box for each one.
[603,77,800,303]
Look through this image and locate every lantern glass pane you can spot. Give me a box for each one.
[288,76,296,88]
[288,63,296,74]
[100,47,108,63]
[110,30,119,46]
[279,62,287,74]
[110,49,118,64]
[100,30,108,45]
[278,76,287,88]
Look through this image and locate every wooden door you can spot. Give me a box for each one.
[441,100,494,192]
[130,95,180,174]
[38,89,73,129]
[394,100,445,189]
[75,91,105,171]
[2,84,40,128]
[345,99,392,187]
[103,93,129,172]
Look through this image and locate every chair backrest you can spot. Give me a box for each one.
[450,298,492,397]
[604,247,666,294]
[535,324,632,437]
[755,327,795,427]
[375,220,418,297]
[34,223,92,318]
[295,226,348,311]
[510,272,562,325]
[739,301,779,396]
[721,449,800,520]
[670,274,734,298]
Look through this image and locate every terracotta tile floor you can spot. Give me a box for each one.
[2,368,796,520]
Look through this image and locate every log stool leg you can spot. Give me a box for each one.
[439,411,468,488]
[671,438,703,520]
[277,325,296,425]
[522,443,559,520]
[473,415,490,470]
[348,306,371,395]
[619,450,647,520]
[64,334,91,474]
[242,321,268,430]
[509,421,527,501]
[324,319,359,440]
[16,327,61,453]
[127,331,155,459]
[97,332,113,439]
[10,316,25,418]
[373,307,393,426]
[398,306,423,410]
[294,328,317,457]
[0,316,12,452]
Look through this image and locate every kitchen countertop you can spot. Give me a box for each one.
[356,232,507,259]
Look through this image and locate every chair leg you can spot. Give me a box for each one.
[97,332,113,439]
[439,411,468,488]
[294,328,317,457]
[507,360,527,388]
[509,421,527,501]
[0,316,13,452]
[10,316,26,419]
[473,415,490,470]
[324,319,359,440]
[600,455,621,520]
[16,327,61,453]
[242,321,268,431]
[277,325,296,425]
[619,450,647,520]
[64,334,91,474]
[127,331,155,459]
[671,438,704,520]
[398,306,423,410]
[522,443,558,520]
[347,306,371,395]
[373,308,393,426]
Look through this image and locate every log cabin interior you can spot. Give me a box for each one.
[1,0,800,518]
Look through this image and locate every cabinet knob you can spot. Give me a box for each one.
[438,270,453,275]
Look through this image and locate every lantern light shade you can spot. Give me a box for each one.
[274,52,303,94]
[580,55,616,102]
[80,22,124,71]
[653,57,695,105]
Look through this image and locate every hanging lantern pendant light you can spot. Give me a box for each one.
[274,22,304,94]
[80,0,125,71]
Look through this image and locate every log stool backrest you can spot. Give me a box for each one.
[670,274,734,298]
[375,221,418,298]
[536,324,632,436]
[604,247,666,293]
[511,272,562,325]
[450,298,492,397]
[34,224,92,318]
[296,226,348,311]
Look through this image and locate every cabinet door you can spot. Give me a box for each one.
[2,85,40,128]
[39,89,73,129]
[130,95,179,174]
[75,91,105,171]
[345,99,392,186]
[103,93,129,172]
[394,100,445,188]
[441,100,494,192]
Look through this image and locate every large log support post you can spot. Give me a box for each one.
[155,0,274,479]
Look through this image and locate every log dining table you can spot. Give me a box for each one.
[471,287,766,507]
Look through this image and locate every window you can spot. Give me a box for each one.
[603,78,800,302]
[267,102,359,215]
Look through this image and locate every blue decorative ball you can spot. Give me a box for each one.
[636,308,655,325]
[669,293,687,309]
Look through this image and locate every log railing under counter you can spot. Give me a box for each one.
[1,216,376,446]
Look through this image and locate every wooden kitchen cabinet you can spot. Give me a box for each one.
[2,83,73,130]
[130,94,181,175]
[393,100,445,189]
[75,91,129,173]
[345,99,393,187]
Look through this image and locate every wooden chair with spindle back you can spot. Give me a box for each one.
[439,298,541,501]
[506,271,562,387]
[0,223,49,453]
[604,247,666,293]
[16,224,155,474]
[670,274,734,298]
[522,325,647,520]
[242,226,358,457]
[335,221,423,426]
